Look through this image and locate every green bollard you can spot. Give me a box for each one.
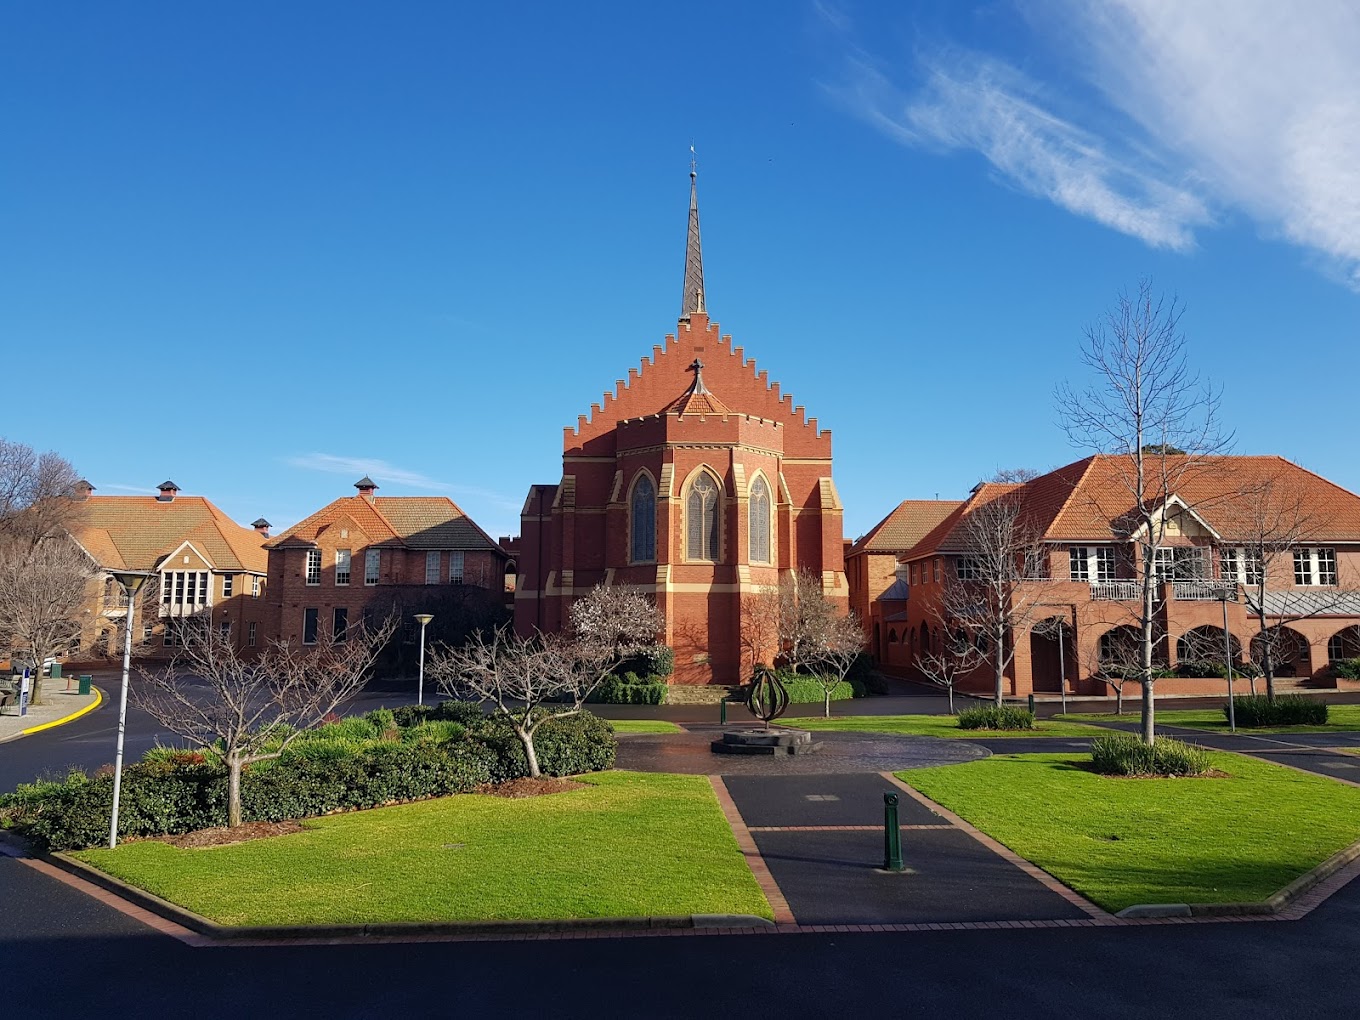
[719,697,727,725]
[883,792,904,871]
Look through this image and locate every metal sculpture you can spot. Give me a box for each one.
[745,665,790,725]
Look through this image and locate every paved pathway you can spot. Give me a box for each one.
[719,772,1095,925]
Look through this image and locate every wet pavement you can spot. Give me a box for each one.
[615,724,988,775]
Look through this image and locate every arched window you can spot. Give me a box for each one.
[749,476,772,563]
[888,629,898,644]
[630,474,656,562]
[686,472,721,561]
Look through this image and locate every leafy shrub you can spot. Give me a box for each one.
[308,716,380,743]
[779,677,856,704]
[590,674,668,704]
[613,644,674,680]
[472,712,617,781]
[1175,660,1228,678]
[957,705,1035,730]
[364,707,398,738]
[1333,658,1360,680]
[1228,695,1328,728]
[391,700,486,728]
[1090,733,1212,777]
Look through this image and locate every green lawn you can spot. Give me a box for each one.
[72,771,769,927]
[900,752,1360,911]
[1058,704,1360,734]
[602,719,682,734]
[792,714,1114,738]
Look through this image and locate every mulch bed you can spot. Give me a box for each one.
[473,777,587,798]
[157,820,304,849]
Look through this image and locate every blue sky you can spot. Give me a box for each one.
[3,1,1357,541]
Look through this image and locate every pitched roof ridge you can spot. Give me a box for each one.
[1042,455,1100,539]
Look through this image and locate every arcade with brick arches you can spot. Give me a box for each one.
[515,168,846,685]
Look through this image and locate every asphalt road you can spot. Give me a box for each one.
[3,850,1359,1018]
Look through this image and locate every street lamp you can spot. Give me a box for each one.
[1220,589,1237,734]
[414,614,434,707]
[108,569,152,849]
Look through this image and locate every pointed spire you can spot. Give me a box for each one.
[680,155,705,319]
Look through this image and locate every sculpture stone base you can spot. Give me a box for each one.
[710,727,822,756]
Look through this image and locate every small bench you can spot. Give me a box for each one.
[0,678,17,714]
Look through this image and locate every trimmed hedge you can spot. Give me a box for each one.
[1227,695,1328,728]
[1090,733,1212,777]
[590,673,668,705]
[956,705,1035,731]
[780,678,856,704]
[613,645,675,680]
[0,712,616,852]
[1333,658,1360,680]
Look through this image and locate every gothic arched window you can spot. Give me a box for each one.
[630,474,656,563]
[686,472,721,561]
[750,476,772,564]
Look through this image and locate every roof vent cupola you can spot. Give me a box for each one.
[74,480,95,501]
[156,480,180,502]
[354,476,378,502]
[252,518,272,537]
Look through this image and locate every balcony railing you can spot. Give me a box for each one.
[1090,579,1239,602]
[1171,579,1238,602]
[1091,580,1140,601]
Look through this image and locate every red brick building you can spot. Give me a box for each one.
[265,478,510,648]
[856,456,1360,697]
[66,480,271,659]
[515,170,847,685]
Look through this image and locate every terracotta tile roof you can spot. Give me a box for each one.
[71,496,268,573]
[902,455,1360,558]
[662,361,730,417]
[268,495,503,553]
[848,500,963,556]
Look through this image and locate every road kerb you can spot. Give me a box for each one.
[14,685,103,738]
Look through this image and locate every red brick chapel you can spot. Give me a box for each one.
[515,168,846,685]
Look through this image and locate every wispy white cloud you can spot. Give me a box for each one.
[822,0,1360,286]
[284,453,521,512]
[284,453,453,492]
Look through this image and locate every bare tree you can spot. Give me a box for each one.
[0,537,96,705]
[936,489,1056,706]
[916,630,982,714]
[0,438,84,550]
[1057,279,1231,743]
[808,611,865,717]
[991,467,1043,484]
[133,611,396,827]
[1084,625,1151,716]
[430,585,661,778]
[776,568,838,675]
[739,585,781,677]
[1230,470,1359,702]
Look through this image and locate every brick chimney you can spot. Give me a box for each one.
[252,518,272,538]
[156,480,180,502]
[354,476,378,503]
[74,480,95,501]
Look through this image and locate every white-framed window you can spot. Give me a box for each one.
[910,563,919,585]
[749,476,772,564]
[333,607,348,643]
[248,621,257,647]
[933,560,941,583]
[335,549,351,586]
[219,621,231,637]
[1154,547,1207,581]
[305,549,321,585]
[956,557,981,580]
[302,608,319,645]
[1071,546,1117,582]
[1220,547,1263,586]
[685,472,721,561]
[630,474,657,563]
[222,574,234,598]
[142,625,153,642]
[1295,548,1338,586]
[365,549,381,585]
[251,576,261,597]
[426,551,440,585]
[160,571,212,608]
[449,550,465,584]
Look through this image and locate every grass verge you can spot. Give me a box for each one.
[72,771,769,927]
[602,719,682,734]
[792,715,1112,738]
[900,752,1360,911]
[1058,704,1360,734]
